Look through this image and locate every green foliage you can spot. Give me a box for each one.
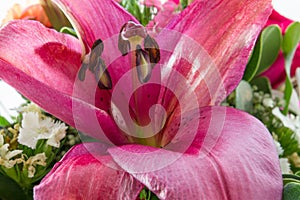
[243,25,282,81]
[60,27,78,38]
[283,182,300,200]
[0,174,31,200]
[275,127,300,157]
[120,0,154,26]
[250,77,272,95]
[139,187,159,200]
[0,116,11,127]
[282,22,300,114]
[180,0,188,9]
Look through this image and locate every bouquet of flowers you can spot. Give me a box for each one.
[0,0,299,199]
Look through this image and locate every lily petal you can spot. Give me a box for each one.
[51,0,162,126]
[34,143,144,199]
[108,106,282,199]
[0,20,127,144]
[51,0,137,50]
[158,0,272,106]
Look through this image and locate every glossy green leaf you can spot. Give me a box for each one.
[235,80,253,112]
[243,25,282,81]
[256,25,282,74]
[0,174,29,200]
[283,182,300,200]
[282,22,300,114]
[250,76,272,94]
[0,116,10,127]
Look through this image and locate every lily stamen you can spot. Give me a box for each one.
[136,44,152,83]
[78,39,112,89]
[118,21,160,84]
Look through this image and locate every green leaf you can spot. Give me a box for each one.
[283,174,300,186]
[0,174,29,200]
[283,182,300,200]
[235,80,253,112]
[256,26,282,75]
[243,25,282,81]
[0,116,10,127]
[295,171,300,176]
[59,27,78,38]
[250,76,272,94]
[282,22,300,114]
[180,0,188,9]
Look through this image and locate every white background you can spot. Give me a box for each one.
[0,0,300,121]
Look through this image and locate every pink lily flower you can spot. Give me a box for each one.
[0,0,282,199]
[262,10,300,87]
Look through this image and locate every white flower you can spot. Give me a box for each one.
[25,153,47,178]
[18,102,42,114]
[272,107,300,147]
[46,122,68,148]
[274,141,284,156]
[0,135,22,168]
[262,97,274,108]
[279,158,291,174]
[18,112,67,149]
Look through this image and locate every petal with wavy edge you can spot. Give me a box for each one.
[34,143,144,200]
[51,0,163,127]
[108,106,282,199]
[157,0,272,108]
[0,20,128,145]
[51,0,137,49]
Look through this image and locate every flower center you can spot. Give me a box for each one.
[77,21,162,147]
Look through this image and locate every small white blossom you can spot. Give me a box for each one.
[18,102,42,114]
[262,98,274,108]
[25,153,47,178]
[273,107,300,129]
[0,135,22,168]
[46,122,68,148]
[279,158,291,174]
[274,141,284,156]
[18,112,67,149]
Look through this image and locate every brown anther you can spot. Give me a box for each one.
[89,39,104,72]
[78,62,88,81]
[144,35,160,67]
[94,58,112,89]
[136,44,152,83]
[118,33,131,56]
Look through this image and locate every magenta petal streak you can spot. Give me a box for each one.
[0,20,127,144]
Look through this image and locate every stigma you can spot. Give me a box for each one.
[118,21,160,83]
